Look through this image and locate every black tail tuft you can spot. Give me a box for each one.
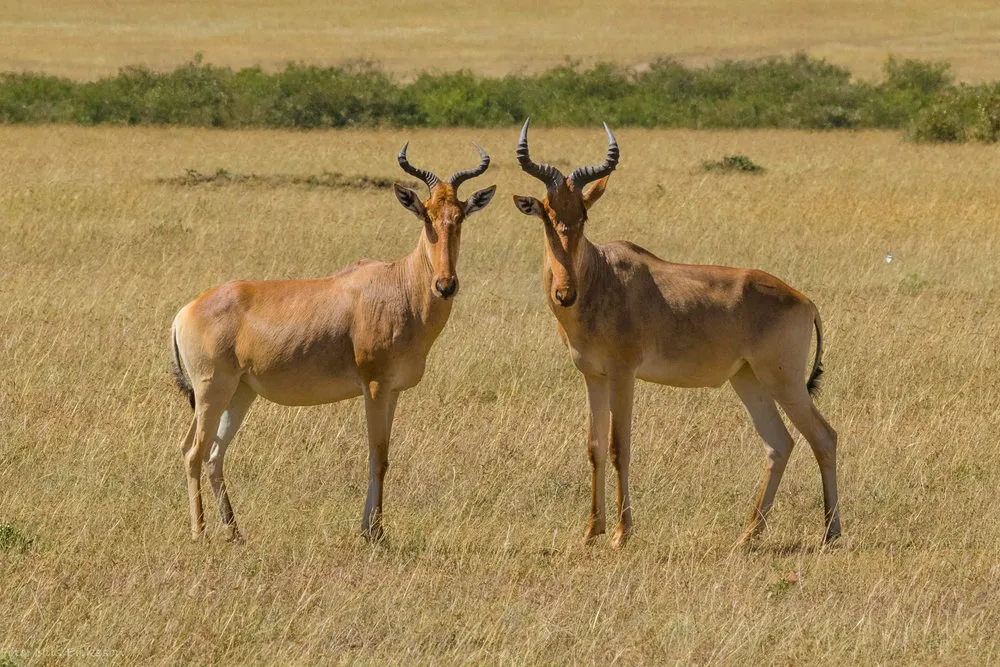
[172,328,195,410]
[806,363,823,397]
[807,309,825,398]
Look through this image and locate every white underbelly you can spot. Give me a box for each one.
[245,372,363,407]
[636,357,745,388]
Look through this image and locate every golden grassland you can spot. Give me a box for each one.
[3,0,1000,82]
[1,125,1000,663]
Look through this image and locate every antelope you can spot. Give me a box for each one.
[170,143,496,542]
[512,119,840,547]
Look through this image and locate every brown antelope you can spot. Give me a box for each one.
[512,119,840,547]
[170,143,496,542]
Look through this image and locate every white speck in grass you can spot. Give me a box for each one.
[885,250,893,263]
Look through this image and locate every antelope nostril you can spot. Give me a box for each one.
[554,288,576,307]
[435,278,457,298]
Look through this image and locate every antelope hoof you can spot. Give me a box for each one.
[362,525,385,544]
[739,523,765,546]
[611,524,631,549]
[224,525,245,544]
[823,524,842,546]
[583,521,605,544]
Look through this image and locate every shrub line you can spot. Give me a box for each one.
[1,53,998,142]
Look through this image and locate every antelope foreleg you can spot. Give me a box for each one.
[609,374,635,548]
[361,384,398,543]
[583,374,610,543]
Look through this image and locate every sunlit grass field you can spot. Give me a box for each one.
[4,0,1000,82]
[1,125,999,662]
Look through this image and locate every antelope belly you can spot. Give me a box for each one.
[636,356,745,389]
[244,369,363,406]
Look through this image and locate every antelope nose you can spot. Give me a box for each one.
[435,277,458,299]
[554,287,577,307]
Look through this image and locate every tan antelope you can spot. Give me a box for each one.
[170,143,496,542]
[512,120,840,547]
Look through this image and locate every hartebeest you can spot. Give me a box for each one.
[171,143,496,542]
[512,119,840,546]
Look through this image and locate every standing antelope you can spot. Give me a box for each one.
[170,144,496,542]
[512,120,840,546]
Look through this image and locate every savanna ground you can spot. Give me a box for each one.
[3,1,1000,663]
[3,0,1000,82]
[1,125,999,663]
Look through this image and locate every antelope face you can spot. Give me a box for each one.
[514,180,608,308]
[395,183,496,298]
[393,142,496,300]
[512,119,618,309]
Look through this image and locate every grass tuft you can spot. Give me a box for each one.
[0,523,34,555]
[702,155,765,173]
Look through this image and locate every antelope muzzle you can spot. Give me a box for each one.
[434,275,459,299]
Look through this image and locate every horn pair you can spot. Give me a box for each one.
[396,119,618,193]
[397,143,491,191]
[517,118,619,192]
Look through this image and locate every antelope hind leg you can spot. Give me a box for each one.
[730,366,795,544]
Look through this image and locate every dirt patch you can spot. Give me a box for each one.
[156,168,417,190]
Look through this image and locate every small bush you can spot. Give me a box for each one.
[0,522,34,554]
[971,91,1000,143]
[909,92,973,142]
[899,272,930,296]
[702,155,765,173]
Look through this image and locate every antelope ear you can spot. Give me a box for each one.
[582,175,610,209]
[512,195,544,218]
[394,184,426,219]
[464,185,497,216]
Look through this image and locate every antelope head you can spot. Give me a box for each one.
[512,119,618,308]
[394,143,497,299]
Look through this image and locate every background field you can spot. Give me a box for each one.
[4,0,1000,82]
[1,125,999,662]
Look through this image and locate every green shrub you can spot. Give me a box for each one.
[0,54,996,138]
[909,91,976,142]
[0,522,34,554]
[0,72,75,122]
[702,155,765,173]
[971,90,1000,142]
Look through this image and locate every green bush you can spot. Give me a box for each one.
[0,522,34,554]
[0,54,997,139]
[0,72,75,122]
[971,90,1000,142]
[702,155,765,173]
[909,91,976,142]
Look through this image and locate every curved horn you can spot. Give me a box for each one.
[398,142,440,191]
[568,122,619,190]
[516,118,565,191]
[447,142,491,189]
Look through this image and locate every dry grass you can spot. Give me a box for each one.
[4,0,1000,82]
[1,125,1000,663]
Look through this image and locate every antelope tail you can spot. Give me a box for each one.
[806,308,825,397]
[171,321,195,410]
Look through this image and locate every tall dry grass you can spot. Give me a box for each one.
[1,126,999,663]
[4,0,1000,82]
